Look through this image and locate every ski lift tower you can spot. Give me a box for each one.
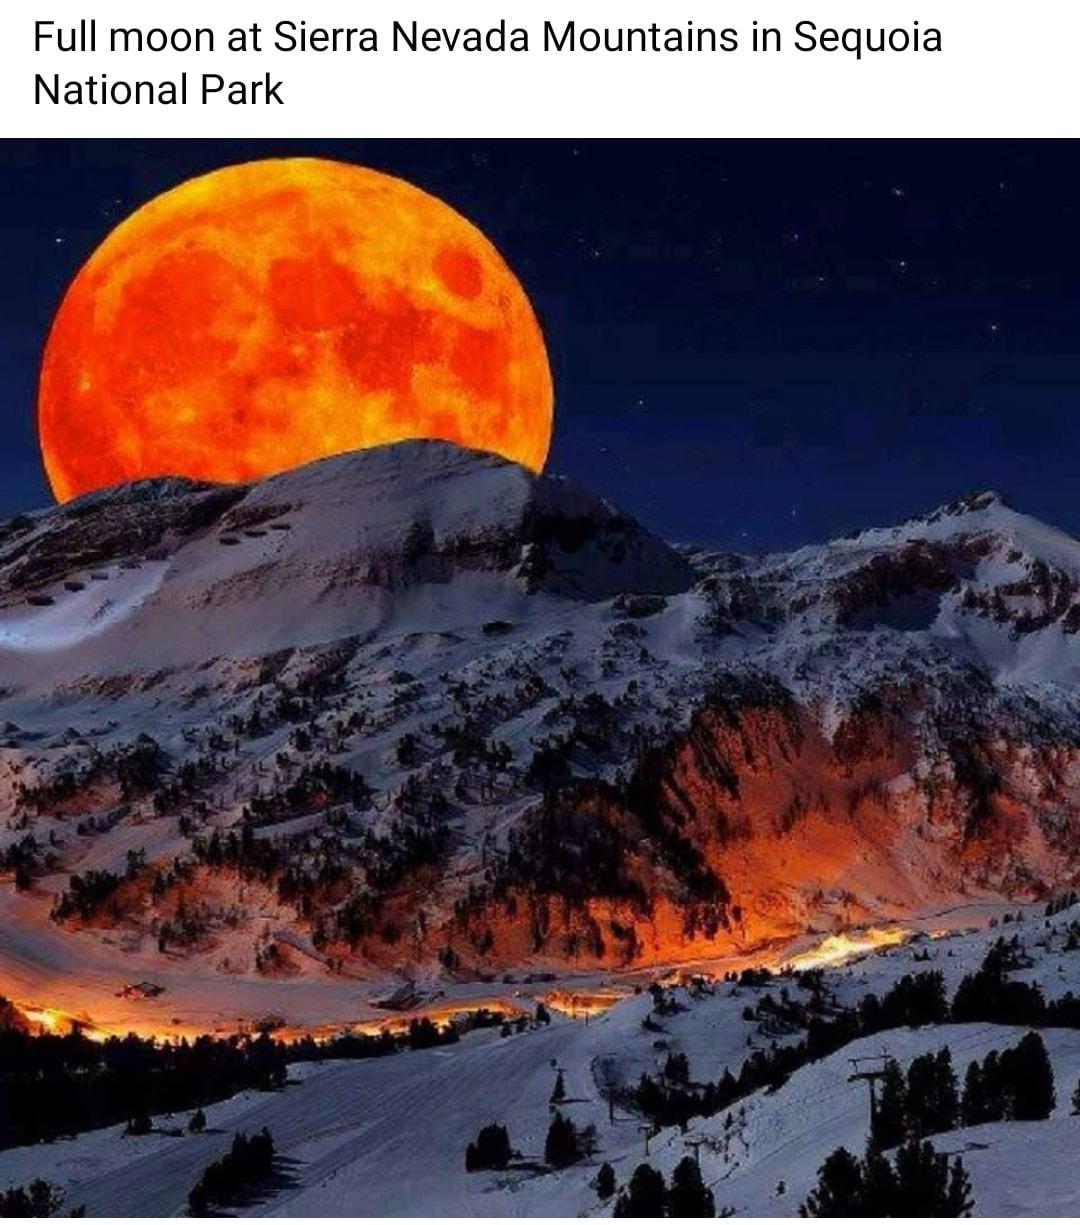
[847,1052,893,1131]
[683,1135,706,1169]
[638,1122,658,1156]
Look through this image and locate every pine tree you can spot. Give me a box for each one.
[872,1060,907,1149]
[892,1139,945,1215]
[664,1051,691,1086]
[905,1048,958,1138]
[799,1147,866,1216]
[932,1048,960,1132]
[979,1050,1003,1121]
[892,1138,972,1216]
[861,1148,898,1215]
[614,1164,667,1217]
[0,1180,64,1217]
[945,1157,975,1216]
[801,1141,973,1217]
[188,1108,207,1133]
[667,1156,715,1217]
[186,1128,276,1213]
[1005,1031,1055,1120]
[465,1123,512,1171]
[550,1070,566,1103]
[961,1061,988,1127]
[187,1183,209,1216]
[545,1110,590,1168]
[595,1161,616,1201]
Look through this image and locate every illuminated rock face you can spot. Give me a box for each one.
[450,676,1080,968]
[2,453,1080,1005]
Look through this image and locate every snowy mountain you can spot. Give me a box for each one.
[3,442,1080,1039]
[0,441,692,668]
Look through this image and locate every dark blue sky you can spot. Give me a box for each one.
[3,139,1080,550]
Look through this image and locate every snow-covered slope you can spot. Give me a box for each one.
[0,441,693,673]
[718,488,1080,692]
[3,446,1080,1037]
[5,904,1080,1216]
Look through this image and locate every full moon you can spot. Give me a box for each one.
[38,158,553,502]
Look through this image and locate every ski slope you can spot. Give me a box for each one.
[5,907,1080,1215]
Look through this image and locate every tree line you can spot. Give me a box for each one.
[872,1031,1055,1150]
[0,1006,463,1150]
[630,939,1076,1131]
[801,1137,973,1217]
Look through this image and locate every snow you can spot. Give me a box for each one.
[5,908,1080,1215]
[0,563,167,652]
[0,441,693,677]
[2,451,1080,1035]
[5,449,1080,1211]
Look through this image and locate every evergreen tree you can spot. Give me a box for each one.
[979,1051,1003,1120]
[875,971,950,1029]
[891,1138,972,1216]
[544,1110,593,1168]
[187,1184,209,1217]
[961,1061,989,1127]
[0,1179,64,1217]
[800,1147,866,1216]
[614,1164,667,1217]
[667,1156,715,1217]
[550,1070,566,1103]
[188,1108,207,1134]
[801,1141,973,1217]
[664,1052,691,1086]
[465,1123,512,1171]
[861,1148,898,1215]
[951,942,1045,1026]
[872,1060,907,1149]
[595,1161,616,1201]
[1003,1031,1054,1121]
[905,1048,958,1138]
[186,1128,275,1213]
[945,1158,975,1217]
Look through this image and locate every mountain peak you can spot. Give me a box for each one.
[0,440,695,669]
[237,438,697,601]
[925,488,1011,520]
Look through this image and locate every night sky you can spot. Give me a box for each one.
[3,139,1080,551]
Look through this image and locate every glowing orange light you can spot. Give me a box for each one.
[537,988,629,1018]
[22,1006,63,1033]
[38,158,553,502]
[21,1005,105,1039]
[784,927,909,972]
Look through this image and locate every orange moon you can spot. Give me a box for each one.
[38,157,553,502]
